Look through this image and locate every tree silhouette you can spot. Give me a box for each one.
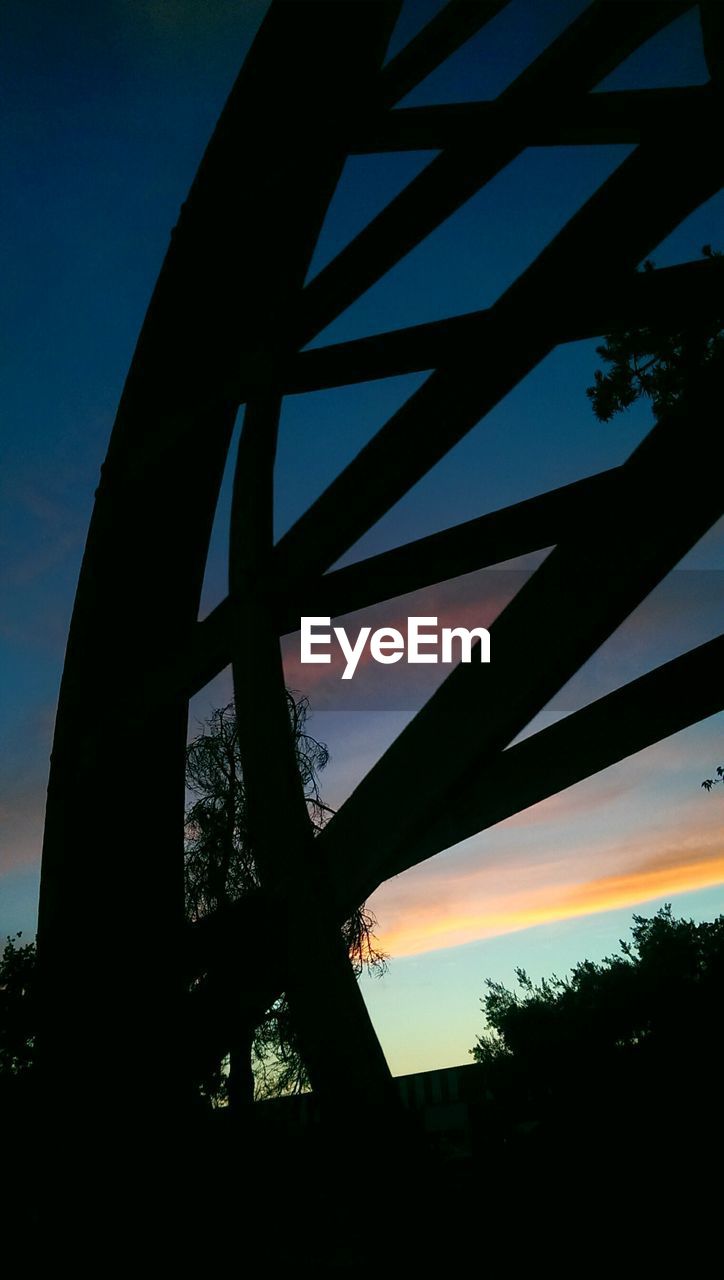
[587,249,724,795]
[185,694,387,1105]
[587,246,724,423]
[0,698,387,1109]
[473,905,724,1059]
[470,906,724,1148]
[0,933,36,1083]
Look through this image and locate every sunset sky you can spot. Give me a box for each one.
[2,0,723,1076]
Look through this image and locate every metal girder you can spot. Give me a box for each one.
[227,390,397,1109]
[377,0,511,109]
[278,258,724,396]
[271,472,615,629]
[352,86,709,152]
[187,469,618,698]
[376,635,724,890]
[36,0,402,1127]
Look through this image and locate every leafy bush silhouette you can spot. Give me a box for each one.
[471,906,724,1142]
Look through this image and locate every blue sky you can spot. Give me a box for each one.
[2,1,723,1075]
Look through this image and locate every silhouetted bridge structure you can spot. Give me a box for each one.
[35,0,724,1213]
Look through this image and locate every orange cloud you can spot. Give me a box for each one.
[375,838,724,958]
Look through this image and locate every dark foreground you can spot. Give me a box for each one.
[3,1075,721,1266]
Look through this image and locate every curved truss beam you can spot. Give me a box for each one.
[36,0,402,1124]
[228,391,397,1109]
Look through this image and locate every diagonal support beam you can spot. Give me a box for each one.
[352,86,711,152]
[313,357,724,905]
[340,633,724,908]
[186,469,618,697]
[272,471,616,627]
[277,258,724,396]
[377,0,511,109]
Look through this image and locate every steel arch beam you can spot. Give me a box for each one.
[36,0,401,1127]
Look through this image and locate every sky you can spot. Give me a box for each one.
[2,0,723,1076]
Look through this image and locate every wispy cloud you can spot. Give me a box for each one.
[374,817,724,957]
